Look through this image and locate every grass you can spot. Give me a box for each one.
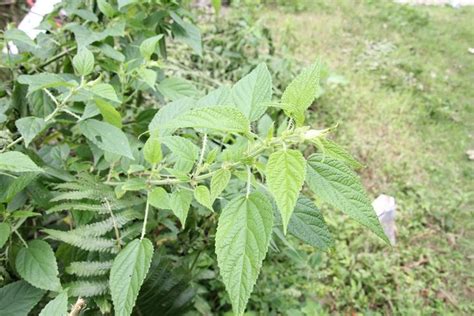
[246,1,473,314]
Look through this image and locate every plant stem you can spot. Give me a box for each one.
[140,199,150,240]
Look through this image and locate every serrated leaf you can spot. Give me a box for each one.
[170,189,193,228]
[266,149,306,234]
[287,196,333,250]
[0,281,45,316]
[215,192,273,315]
[15,116,46,146]
[143,136,162,165]
[79,119,133,159]
[306,154,389,243]
[148,187,171,209]
[0,151,43,173]
[210,169,231,201]
[281,60,321,125]
[66,260,113,277]
[73,47,94,76]
[232,63,272,121]
[16,240,62,292]
[39,291,68,316]
[196,86,233,107]
[97,0,117,17]
[94,99,122,128]
[28,90,54,117]
[161,136,199,173]
[164,106,250,134]
[315,138,363,169]
[110,238,154,316]
[140,35,163,60]
[148,98,195,137]
[0,173,37,203]
[0,223,10,248]
[194,185,213,211]
[68,280,109,297]
[157,77,198,101]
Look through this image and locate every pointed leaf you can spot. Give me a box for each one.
[287,196,333,250]
[0,223,10,248]
[79,119,133,159]
[73,47,95,76]
[210,169,231,201]
[315,138,363,169]
[90,83,120,102]
[39,292,68,316]
[0,151,43,173]
[170,190,193,228]
[139,35,163,60]
[266,149,306,234]
[148,98,195,137]
[157,77,198,101]
[148,187,171,209]
[16,240,62,291]
[110,238,154,316]
[194,185,213,210]
[143,136,162,165]
[215,192,273,315]
[15,116,46,146]
[232,63,272,121]
[164,106,250,134]
[94,99,122,128]
[306,154,389,243]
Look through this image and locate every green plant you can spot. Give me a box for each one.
[0,1,389,315]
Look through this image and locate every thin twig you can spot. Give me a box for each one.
[104,198,121,250]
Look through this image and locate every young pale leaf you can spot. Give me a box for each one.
[79,119,133,159]
[39,292,68,316]
[281,60,321,126]
[95,99,122,128]
[194,185,213,211]
[266,149,306,234]
[110,238,154,316]
[232,63,272,121]
[97,0,117,17]
[210,169,231,201]
[0,281,45,316]
[306,154,389,243]
[0,151,43,173]
[164,106,250,134]
[0,223,10,248]
[216,192,273,315]
[143,136,162,165]
[287,196,334,250]
[315,138,363,169]
[170,190,193,228]
[157,77,198,101]
[15,116,46,146]
[16,240,62,292]
[140,35,163,60]
[90,83,120,103]
[148,187,171,209]
[140,69,157,90]
[73,47,95,76]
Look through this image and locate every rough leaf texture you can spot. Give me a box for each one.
[0,281,45,316]
[306,154,389,243]
[265,149,306,234]
[110,238,154,316]
[215,192,273,315]
[288,196,334,250]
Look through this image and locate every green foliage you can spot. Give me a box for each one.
[0,1,388,314]
[0,281,45,316]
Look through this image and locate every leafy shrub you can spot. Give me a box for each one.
[0,1,387,315]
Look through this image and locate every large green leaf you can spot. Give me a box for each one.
[15,116,46,146]
[143,136,162,165]
[170,12,202,56]
[164,106,250,134]
[79,119,133,159]
[265,149,306,234]
[0,223,10,248]
[306,154,389,243]
[140,35,163,60]
[148,98,195,137]
[110,238,154,316]
[0,281,45,316]
[281,60,321,125]
[231,63,272,121]
[94,99,122,128]
[0,173,37,203]
[287,196,334,250]
[16,240,62,291]
[315,138,363,169]
[39,292,68,316]
[161,136,199,173]
[89,83,120,103]
[0,151,43,173]
[215,192,273,315]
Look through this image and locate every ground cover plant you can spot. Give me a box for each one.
[0,1,391,315]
